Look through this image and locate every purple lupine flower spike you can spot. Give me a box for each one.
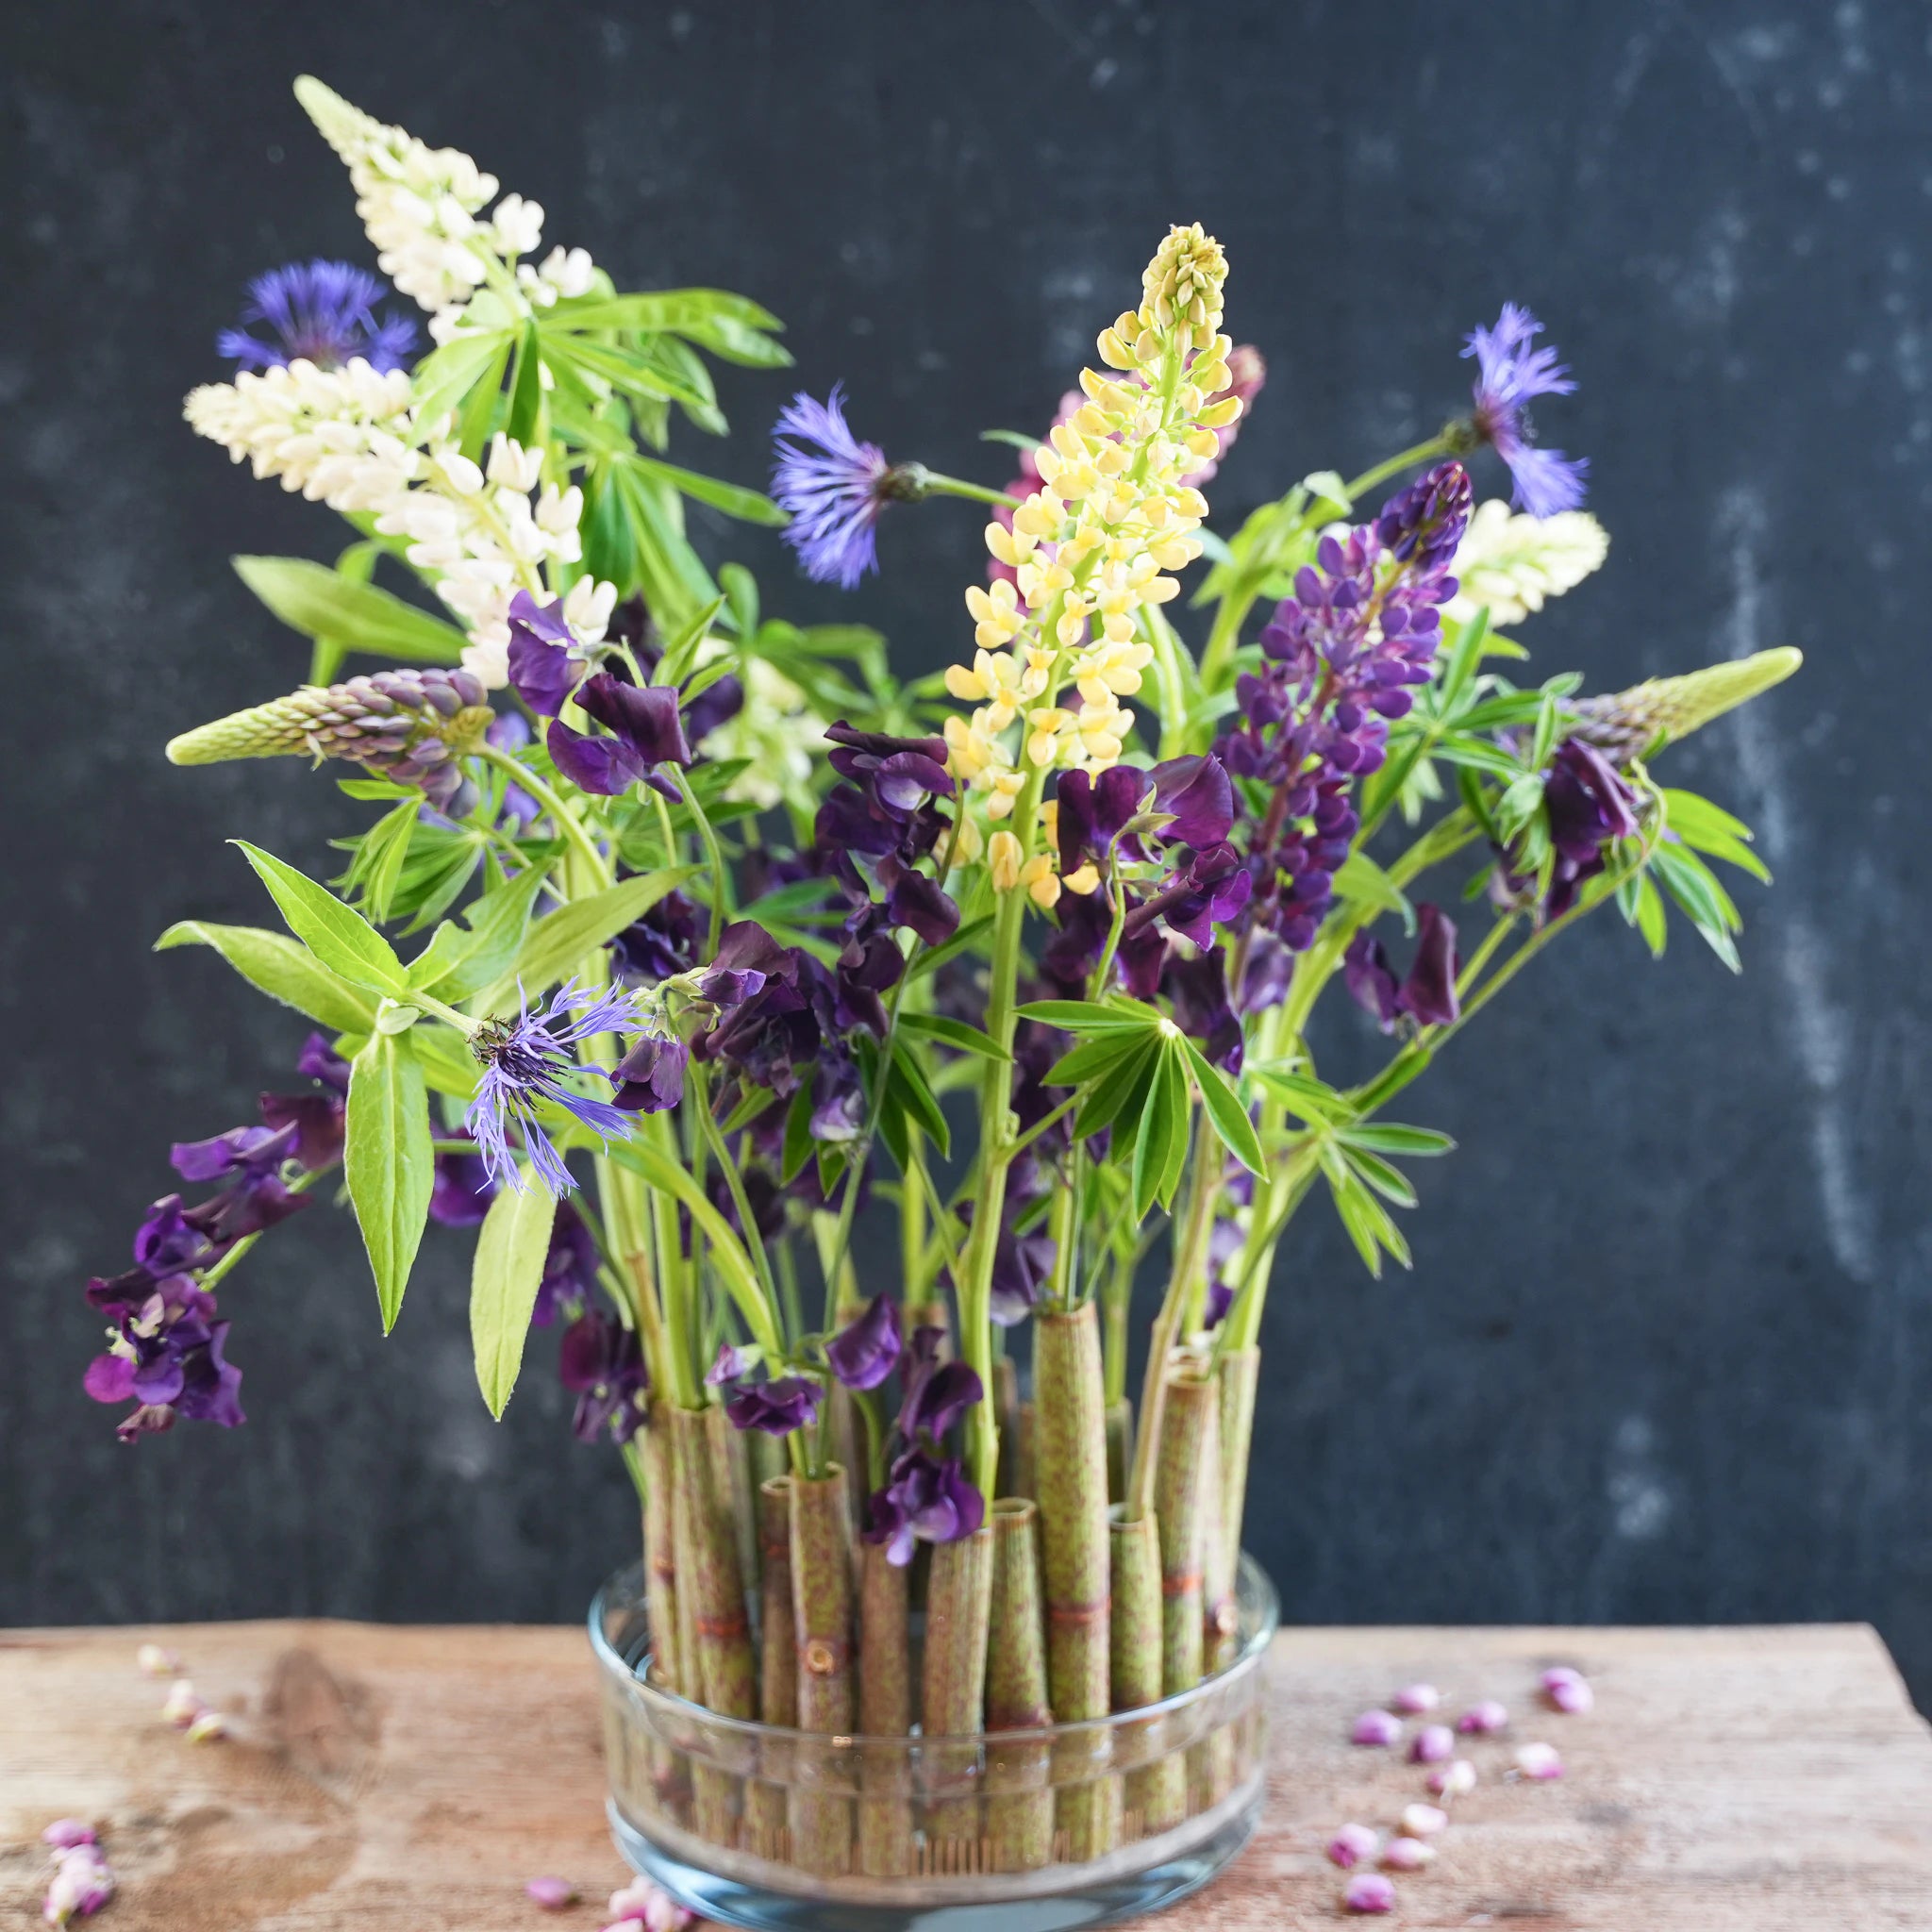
[463,980,644,1194]
[217,259,418,373]
[1461,303,1589,517]
[772,385,922,588]
[826,1295,902,1391]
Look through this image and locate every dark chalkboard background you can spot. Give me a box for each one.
[7,2,1928,1706]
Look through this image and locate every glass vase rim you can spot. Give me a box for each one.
[588,1547,1279,1750]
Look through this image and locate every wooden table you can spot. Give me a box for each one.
[4,1622,1929,1929]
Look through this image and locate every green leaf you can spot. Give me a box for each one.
[656,593,729,690]
[1335,1123,1455,1157]
[723,1087,775,1135]
[409,328,514,426]
[1178,1040,1265,1176]
[409,863,550,998]
[1014,1000,1160,1034]
[1131,1042,1190,1218]
[477,867,699,1010]
[1076,1038,1158,1141]
[344,1030,434,1331]
[1634,871,1669,957]
[341,797,420,922]
[1047,1030,1148,1088]
[550,288,785,334]
[1437,606,1491,708]
[308,541,381,685]
[898,1012,1009,1061]
[470,1167,558,1418]
[906,915,995,984]
[1247,1065,1352,1124]
[505,319,546,446]
[155,921,376,1032]
[1652,844,1742,972]
[233,841,409,995]
[781,1082,815,1184]
[720,562,759,639]
[1495,773,1547,842]
[232,556,469,665]
[1333,852,1415,934]
[1663,789,1772,884]
[627,453,789,527]
[888,1050,951,1158]
[1344,1146,1418,1208]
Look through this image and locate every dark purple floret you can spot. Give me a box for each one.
[724,1374,823,1436]
[707,1341,759,1386]
[877,858,959,945]
[1164,948,1244,1072]
[548,674,692,799]
[1343,904,1461,1032]
[608,889,702,986]
[1461,304,1589,517]
[988,1224,1058,1327]
[258,1032,351,1170]
[536,1202,598,1326]
[772,385,898,588]
[607,1032,689,1114]
[898,1326,984,1442]
[558,1306,649,1445]
[86,1278,244,1443]
[1056,764,1149,875]
[1530,737,1642,917]
[168,1122,308,1241]
[506,591,588,717]
[861,1448,985,1567]
[826,1294,902,1391]
[1152,754,1235,852]
[429,1150,496,1226]
[217,259,417,374]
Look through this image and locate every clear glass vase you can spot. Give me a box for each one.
[589,1552,1277,1932]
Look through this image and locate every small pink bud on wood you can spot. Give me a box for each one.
[1407,1723,1455,1763]
[1399,1803,1448,1838]
[1514,1741,1565,1780]
[136,1643,178,1677]
[525,1876,579,1908]
[161,1680,202,1727]
[1457,1699,1509,1734]
[184,1709,228,1742]
[1541,1666,1593,1713]
[1351,1708,1404,1746]
[1426,1757,1477,1798]
[1391,1681,1439,1714]
[1342,1872,1397,1913]
[1327,1823,1379,1868]
[41,1823,95,1850]
[1381,1835,1437,1870]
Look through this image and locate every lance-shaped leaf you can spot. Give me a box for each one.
[345,1030,435,1331]
[233,556,470,665]
[234,841,410,996]
[470,1164,558,1418]
[409,864,550,999]
[1131,1038,1191,1218]
[1176,1039,1265,1176]
[155,921,376,1033]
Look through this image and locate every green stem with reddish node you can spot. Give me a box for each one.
[985,1498,1055,1872]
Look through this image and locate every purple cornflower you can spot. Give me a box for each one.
[1461,304,1588,517]
[464,981,643,1195]
[825,1294,902,1391]
[217,259,417,374]
[772,385,912,588]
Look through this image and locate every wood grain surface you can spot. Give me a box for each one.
[4,1621,1928,1929]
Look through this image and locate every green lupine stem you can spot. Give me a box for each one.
[476,744,610,887]
[788,1467,857,1875]
[689,1060,781,1313]
[1340,434,1455,508]
[1125,1119,1217,1523]
[918,470,1023,508]
[670,766,728,957]
[1154,1366,1213,1696]
[985,1498,1055,1873]
[856,1537,914,1877]
[194,1165,328,1292]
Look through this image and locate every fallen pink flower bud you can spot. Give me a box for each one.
[41,1823,95,1851]
[608,1878,691,1931]
[1399,1802,1447,1838]
[1380,1835,1436,1871]
[1425,1757,1477,1799]
[43,1847,115,1924]
[161,1680,202,1727]
[525,1876,579,1909]
[1342,1871,1397,1913]
[1350,1708,1404,1747]
[1457,1699,1508,1734]
[1391,1681,1439,1714]
[1541,1666,1593,1713]
[1514,1741,1565,1780]
[184,1709,228,1743]
[1407,1723,1454,1763]
[137,1643,179,1677]
[1327,1823,1378,1869]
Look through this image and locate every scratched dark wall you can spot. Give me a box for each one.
[5,0,1928,1706]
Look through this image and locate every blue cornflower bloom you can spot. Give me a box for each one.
[217,259,419,374]
[771,384,908,588]
[1460,304,1588,518]
[464,980,643,1195]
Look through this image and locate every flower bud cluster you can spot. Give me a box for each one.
[294,77,598,340]
[943,225,1241,863]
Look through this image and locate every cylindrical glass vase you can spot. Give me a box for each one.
[590,1552,1277,1932]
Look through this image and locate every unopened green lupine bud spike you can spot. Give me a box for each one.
[166,667,493,814]
[1571,646,1802,765]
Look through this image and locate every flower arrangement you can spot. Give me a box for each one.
[85,76,1798,1886]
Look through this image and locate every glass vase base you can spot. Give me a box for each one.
[608,1773,1263,1932]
